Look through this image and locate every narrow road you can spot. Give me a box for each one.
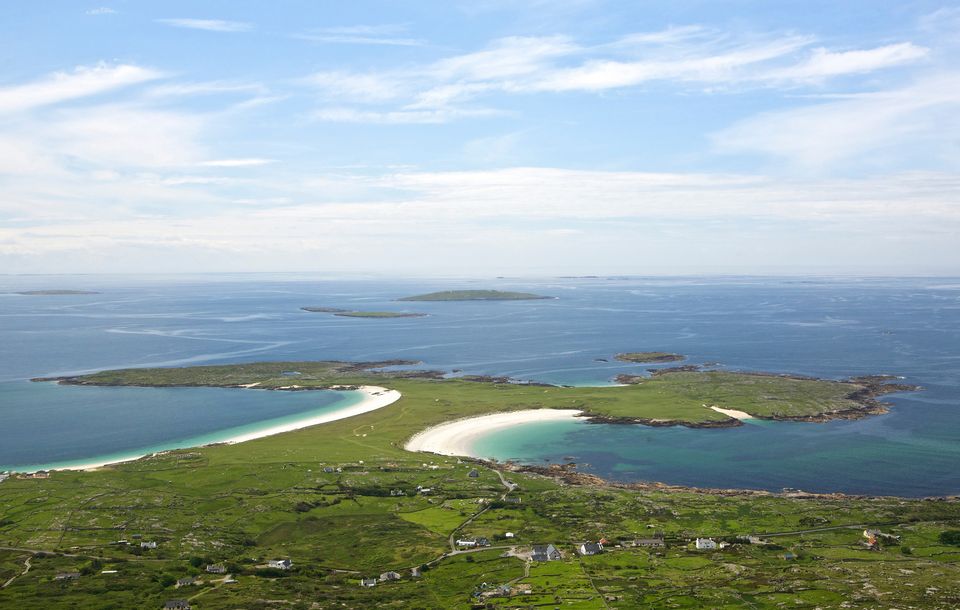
[1,556,31,589]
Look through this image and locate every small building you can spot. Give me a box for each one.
[268,559,292,570]
[410,567,421,578]
[578,542,604,556]
[695,538,717,550]
[101,570,118,575]
[468,469,479,478]
[379,571,401,581]
[531,544,562,562]
[477,537,491,547]
[360,578,377,587]
[456,538,477,548]
[505,532,515,538]
[176,577,196,587]
[54,572,81,581]
[206,564,227,574]
[141,541,157,549]
[636,538,665,548]
[164,601,191,610]
[736,535,764,545]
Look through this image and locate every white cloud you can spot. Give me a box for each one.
[313,106,502,124]
[201,158,275,167]
[763,43,928,83]
[49,106,206,168]
[0,63,163,114]
[157,18,252,32]
[304,28,928,123]
[712,73,960,169]
[296,25,424,46]
[3,168,958,273]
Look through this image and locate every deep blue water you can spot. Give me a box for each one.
[1,274,958,495]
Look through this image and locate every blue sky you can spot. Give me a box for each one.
[1,1,958,275]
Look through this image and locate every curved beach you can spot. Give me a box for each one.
[404,408,583,457]
[41,385,401,472]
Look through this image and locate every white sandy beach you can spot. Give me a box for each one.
[404,409,584,458]
[45,385,401,472]
[710,406,754,420]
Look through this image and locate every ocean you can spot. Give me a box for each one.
[1,274,958,496]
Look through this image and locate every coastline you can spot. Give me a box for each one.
[404,408,583,457]
[11,385,401,473]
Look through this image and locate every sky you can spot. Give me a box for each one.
[1,0,958,276]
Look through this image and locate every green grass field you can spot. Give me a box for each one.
[2,361,956,608]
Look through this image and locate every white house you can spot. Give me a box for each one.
[456,538,478,548]
[268,559,292,570]
[578,542,604,556]
[695,538,717,550]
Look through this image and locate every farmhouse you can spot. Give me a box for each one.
[695,538,717,550]
[140,541,157,549]
[636,537,665,548]
[456,538,477,548]
[164,601,191,610]
[268,559,292,570]
[532,544,562,561]
[578,542,604,556]
[379,571,401,581]
[205,564,227,574]
[176,577,196,587]
[360,578,377,587]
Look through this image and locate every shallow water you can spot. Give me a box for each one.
[1,274,958,495]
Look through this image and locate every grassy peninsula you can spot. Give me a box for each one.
[398,290,552,301]
[2,362,948,610]
[43,361,911,426]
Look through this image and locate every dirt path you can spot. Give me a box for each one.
[1,555,31,589]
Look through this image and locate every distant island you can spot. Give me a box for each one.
[301,307,426,319]
[334,311,427,319]
[398,289,553,301]
[10,290,100,296]
[615,352,685,364]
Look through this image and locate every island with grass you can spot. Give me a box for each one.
[4,359,943,610]
[398,289,553,301]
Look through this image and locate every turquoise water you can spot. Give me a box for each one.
[1,274,958,495]
[0,382,362,472]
